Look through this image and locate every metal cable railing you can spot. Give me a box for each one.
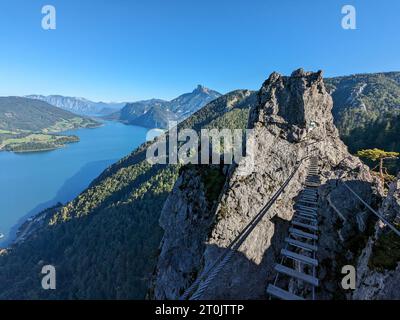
[342,182,400,237]
[180,155,310,300]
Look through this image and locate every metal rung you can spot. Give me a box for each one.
[285,237,318,252]
[266,284,305,300]
[274,264,319,286]
[289,227,318,240]
[292,220,318,231]
[281,249,318,266]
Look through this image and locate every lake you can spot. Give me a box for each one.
[0,121,150,247]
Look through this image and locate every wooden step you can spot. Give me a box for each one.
[302,190,317,196]
[300,195,317,202]
[266,284,304,300]
[292,220,319,231]
[295,212,318,220]
[305,182,320,187]
[274,264,319,286]
[281,249,318,266]
[304,187,318,191]
[294,215,317,223]
[298,199,318,205]
[306,180,319,184]
[285,237,318,252]
[289,227,318,240]
[300,195,317,201]
[296,205,318,212]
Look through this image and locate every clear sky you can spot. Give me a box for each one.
[0,0,399,102]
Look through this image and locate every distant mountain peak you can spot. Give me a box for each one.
[193,84,210,94]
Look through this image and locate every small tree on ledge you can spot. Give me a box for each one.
[357,148,399,181]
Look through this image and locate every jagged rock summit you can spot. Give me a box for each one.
[151,69,380,300]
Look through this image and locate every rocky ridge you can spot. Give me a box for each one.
[151,69,382,299]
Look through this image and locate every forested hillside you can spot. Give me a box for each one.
[0,97,98,132]
[326,72,400,153]
[0,97,99,152]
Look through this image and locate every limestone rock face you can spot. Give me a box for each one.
[151,69,381,300]
[353,174,400,300]
[150,167,218,299]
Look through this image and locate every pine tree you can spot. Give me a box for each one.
[357,148,399,180]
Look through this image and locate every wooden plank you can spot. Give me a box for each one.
[281,249,318,266]
[285,237,318,252]
[295,212,317,220]
[289,227,318,240]
[298,199,318,205]
[305,182,320,187]
[296,204,318,212]
[274,264,319,286]
[266,284,305,300]
[292,220,318,231]
[294,215,317,223]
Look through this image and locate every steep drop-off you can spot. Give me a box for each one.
[152,69,382,299]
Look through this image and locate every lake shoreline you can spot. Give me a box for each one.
[0,121,149,248]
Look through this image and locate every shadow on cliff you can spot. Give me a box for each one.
[292,177,380,300]
[196,215,293,300]
[193,177,380,300]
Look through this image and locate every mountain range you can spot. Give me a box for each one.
[0,97,99,152]
[26,95,126,116]
[108,85,222,128]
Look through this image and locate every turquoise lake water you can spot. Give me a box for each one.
[0,121,149,247]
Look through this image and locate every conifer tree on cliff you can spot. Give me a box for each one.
[357,148,399,181]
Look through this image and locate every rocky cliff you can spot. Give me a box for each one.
[151,69,382,299]
[353,173,400,299]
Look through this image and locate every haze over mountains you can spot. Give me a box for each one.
[26,95,126,116]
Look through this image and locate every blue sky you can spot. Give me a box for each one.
[0,0,399,102]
